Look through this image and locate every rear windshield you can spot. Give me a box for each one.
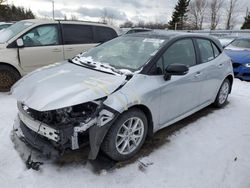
[0,21,34,43]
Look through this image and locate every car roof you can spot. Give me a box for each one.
[20,19,118,32]
[127,30,223,49]
[21,19,114,27]
[234,37,250,40]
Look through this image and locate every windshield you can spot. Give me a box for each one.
[73,36,166,71]
[0,21,34,43]
[227,39,250,49]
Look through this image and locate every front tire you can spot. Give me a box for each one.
[213,78,231,108]
[101,108,148,161]
[0,65,20,92]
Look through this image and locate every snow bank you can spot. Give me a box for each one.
[0,79,250,188]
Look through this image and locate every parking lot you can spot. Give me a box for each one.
[0,78,249,188]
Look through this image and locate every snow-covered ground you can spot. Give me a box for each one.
[0,79,250,188]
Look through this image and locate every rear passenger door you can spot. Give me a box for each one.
[61,24,97,59]
[195,38,224,104]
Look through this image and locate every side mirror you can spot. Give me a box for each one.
[164,64,189,81]
[16,38,24,47]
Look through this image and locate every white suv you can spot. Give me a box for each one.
[0,19,118,91]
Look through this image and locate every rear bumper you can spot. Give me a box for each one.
[233,66,250,81]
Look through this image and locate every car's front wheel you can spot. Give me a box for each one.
[213,78,231,108]
[101,108,148,161]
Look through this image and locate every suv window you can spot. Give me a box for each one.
[22,25,59,47]
[161,39,196,69]
[212,42,220,57]
[197,39,215,63]
[62,24,94,44]
[94,26,117,43]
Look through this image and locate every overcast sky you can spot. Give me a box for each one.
[7,0,249,28]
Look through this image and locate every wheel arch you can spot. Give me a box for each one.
[0,62,21,77]
[225,74,233,93]
[128,104,154,137]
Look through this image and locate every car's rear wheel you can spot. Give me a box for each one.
[101,108,148,161]
[213,78,230,108]
[0,65,20,92]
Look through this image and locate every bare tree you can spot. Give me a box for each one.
[225,0,239,29]
[70,14,78,21]
[209,0,223,30]
[100,9,115,25]
[189,0,207,29]
[101,9,108,24]
[120,21,134,28]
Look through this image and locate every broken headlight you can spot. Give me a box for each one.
[25,102,101,126]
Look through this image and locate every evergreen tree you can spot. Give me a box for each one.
[241,14,250,29]
[168,0,190,30]
[0,4,35,22]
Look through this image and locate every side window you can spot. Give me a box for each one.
[94,26,117,43]
[22,25,59,47]
[197,39,214,63]
[62,24,94,44]
[212,42,220,57]
[162,39,196,68]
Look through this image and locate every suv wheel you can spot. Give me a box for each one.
[0,65,20,92]
[101,108,148,161]
[213,78,230,108]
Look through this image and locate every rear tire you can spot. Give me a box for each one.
[213,78,231,108]
[101,108,148,161]
[0,65,20,92]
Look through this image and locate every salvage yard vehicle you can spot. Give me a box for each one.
[224,37,250,81]
[12,31,234,161]
[0,19,118,91]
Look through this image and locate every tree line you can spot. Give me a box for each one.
[0,0,35,22]
[121,0,250,30]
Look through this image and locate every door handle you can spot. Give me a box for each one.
[52,48,61,52]
[217,63,224,68]
[66,48,74,51]
[194,71,202,78]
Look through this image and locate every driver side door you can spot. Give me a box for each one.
[19,24,64,72]
[157,38,203,126]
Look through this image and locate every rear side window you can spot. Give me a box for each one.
[212,43,220,57]
[197,39,215,63]
[62,24,94,44]
[162,39,196,68]
[94,26,117,43]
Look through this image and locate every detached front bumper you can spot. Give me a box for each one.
[14,102,119,159]
[13,117,60,157]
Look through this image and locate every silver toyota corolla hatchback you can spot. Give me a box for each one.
[12,31,234,161]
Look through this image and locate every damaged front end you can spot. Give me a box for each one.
[14,98,119,160]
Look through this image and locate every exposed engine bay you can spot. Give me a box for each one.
[15,99,118,160]
[25,102,99,127]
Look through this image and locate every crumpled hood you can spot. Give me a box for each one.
[225,48,250,64]
[12,62,127,111]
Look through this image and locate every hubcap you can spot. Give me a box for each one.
[219,82,229,104]
[115,117,144,155]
